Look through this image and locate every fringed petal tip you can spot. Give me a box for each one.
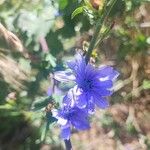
[95,97,110,109]
[98,65,119,81]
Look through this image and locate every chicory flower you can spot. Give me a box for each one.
[52,105,90,139]
[54,53,119,113]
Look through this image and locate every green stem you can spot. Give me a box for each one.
[85,0,118,63]
[95,22,114,48]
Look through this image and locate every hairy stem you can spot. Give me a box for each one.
[85,0,118,63]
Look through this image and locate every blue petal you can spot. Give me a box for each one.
[76,54,86,74]
[94,80,113,89]
[77,63,86,77]
[61,127,71,140]
[67,53,86,75]
[63,90,75,108]
[98,66,119,80]
[76,93,87,108]
[47,87,52,96]
[94,97,109,109]
[109,70,119,81]
[67,61,76,71]
[63,95,71,107]
[93,88,113,96]
[71,115,90,130]
[72,117,90,130]
[54,71,75,82]
[87,100,95,114]
[85,64,96,79]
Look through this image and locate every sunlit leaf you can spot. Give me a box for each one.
[59,0,68,10]
[142,80,150,90]
[71,6,83,19]
[45,53,56,67]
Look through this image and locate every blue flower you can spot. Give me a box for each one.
[52,105,90,140]
[54,53,119,113]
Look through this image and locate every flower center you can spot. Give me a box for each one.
[83,79,93,91]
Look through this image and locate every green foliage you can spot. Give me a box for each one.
[44,53,57,68]
[31,96,51,111]
[142,80,150,90]
[71,6,83,19]
[109,0,126,17]
[59,0,68,10]
[126,122,138,135]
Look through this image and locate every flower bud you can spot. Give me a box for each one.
[90,0,103,10]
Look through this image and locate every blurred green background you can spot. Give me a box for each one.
[0,0,150,150]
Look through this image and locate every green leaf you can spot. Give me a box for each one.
[71,6,83,19]
[45,53,56,67]
[19,58,31,73]
[59,0,68,10]
[31,96,51,111]
[142,80,150,90]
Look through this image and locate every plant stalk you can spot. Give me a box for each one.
[85,0,118,63]
[64,139,72,150]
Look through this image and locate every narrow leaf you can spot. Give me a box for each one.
[71,7,83,19]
